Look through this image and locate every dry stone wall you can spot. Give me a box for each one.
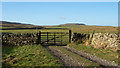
[2,32,119,51]
[71,33,119,51]
[91,33,119,51]
[2,32,39,46]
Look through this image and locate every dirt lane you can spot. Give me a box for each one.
[46,45,120,67]
[47,46,100,66]
[47,46,84,66]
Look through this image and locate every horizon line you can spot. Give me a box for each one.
[1,20,118,27]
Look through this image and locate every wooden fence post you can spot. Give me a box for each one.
[38,31,41,44]
[89,30,95,44]
[54,32,56,45]
[69,30,72,43]
[47,32,48,44]
[61,32,62,44]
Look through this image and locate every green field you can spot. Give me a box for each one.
[45,25,118,33]
[2,24,118,34]
[2,29,68,34]
[2,45,63,66]
[2,27,16,29]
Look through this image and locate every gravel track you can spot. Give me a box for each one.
[47,46,85,66]
[46,46,120,67]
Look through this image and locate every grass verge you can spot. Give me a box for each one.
[2,45,63,67]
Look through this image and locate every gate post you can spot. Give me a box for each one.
[61,32,62,44]
[47,32,48,44]
[54,32,56,45]
[69,30,72,43]
[89,30,95,44]
[37,31,41,44]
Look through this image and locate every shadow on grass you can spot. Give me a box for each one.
[2,44,18,67]
[2,45,17,55]
[2,62,11,67]
[41,43,67,47]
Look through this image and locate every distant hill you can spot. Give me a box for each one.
[58,23,86,27]
[0,21,44,29]
[65,23,85,25]
[1,21,31,25]
[0,21,45,30]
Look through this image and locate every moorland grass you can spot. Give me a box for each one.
[2,45,63,67]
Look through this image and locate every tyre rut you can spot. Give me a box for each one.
[63,46,120,67]
[46,45,120,67]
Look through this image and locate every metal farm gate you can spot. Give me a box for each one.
[37,30,72,45]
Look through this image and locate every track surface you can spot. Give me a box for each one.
[46,46,119,67]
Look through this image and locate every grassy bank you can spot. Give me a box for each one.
[2,45,63,66]
[68,43,118,64]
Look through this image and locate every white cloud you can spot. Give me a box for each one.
[60,16,66,20]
